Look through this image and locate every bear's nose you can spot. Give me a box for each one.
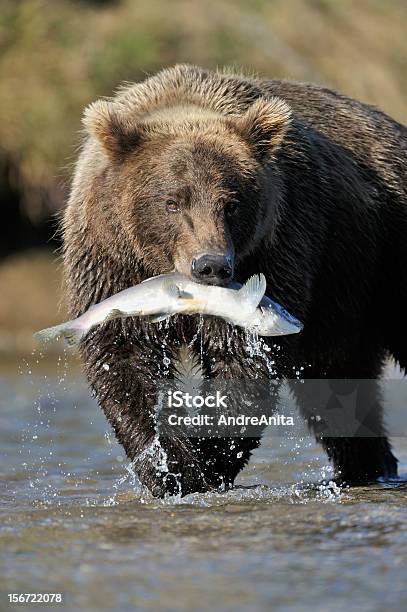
[191,253,233,285]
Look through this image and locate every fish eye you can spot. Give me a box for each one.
[226,199,239,216]
[166,200,180,213]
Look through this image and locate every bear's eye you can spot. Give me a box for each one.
[226,199,239,216]
[166,200,180,213]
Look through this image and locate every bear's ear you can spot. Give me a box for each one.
[82,100,142,160]
[234,98,292,160]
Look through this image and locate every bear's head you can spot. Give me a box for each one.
[82,90,291,285]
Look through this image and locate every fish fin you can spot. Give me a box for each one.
[239,274,267,310]
[103,308,124,323]
[149,313,171,323]
[33,322,82,347]
[162,280,193,300]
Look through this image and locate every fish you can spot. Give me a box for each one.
[33,273,303,347]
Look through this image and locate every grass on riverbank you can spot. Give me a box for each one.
[0,249,67,354]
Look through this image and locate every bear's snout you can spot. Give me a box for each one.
[191,252,233,285]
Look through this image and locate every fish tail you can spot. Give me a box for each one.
[33,322,83,347]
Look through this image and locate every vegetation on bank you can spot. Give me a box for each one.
[1,0,406,228]
[0,250,66,353]
[1,0,406,351]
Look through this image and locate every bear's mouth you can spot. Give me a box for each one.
[190,276,234,288]
[171,266,235,288]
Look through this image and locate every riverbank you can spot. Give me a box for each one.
[0,249,67,355]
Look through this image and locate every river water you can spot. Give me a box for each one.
[1,353,407,611]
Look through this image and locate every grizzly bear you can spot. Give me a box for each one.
[63,64,406,497]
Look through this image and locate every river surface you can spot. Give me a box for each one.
[1,353,407,611]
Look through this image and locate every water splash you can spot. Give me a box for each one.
[10,333,345,511]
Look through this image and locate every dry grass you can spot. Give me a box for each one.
[0,250,66,352]
[0,0,406,352]
[1,0,406,215]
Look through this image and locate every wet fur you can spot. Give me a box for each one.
[63,65,406,496]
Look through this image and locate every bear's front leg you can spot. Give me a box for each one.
[289,362,398,484]
[80,320,215,497]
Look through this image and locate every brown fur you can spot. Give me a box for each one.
[63,65,406,496]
